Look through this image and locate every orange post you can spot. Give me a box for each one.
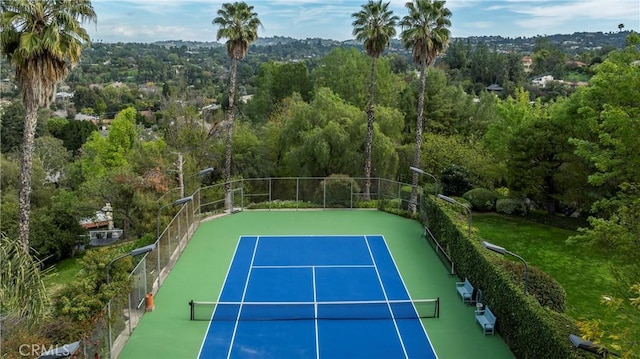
[145,293,155,311]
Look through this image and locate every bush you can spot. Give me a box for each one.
[245,200,320,209]
[500,260,567,313]
[440,165,473,196]
[463,188,497,212]
[496,198,528,216]
[355,200,378,209]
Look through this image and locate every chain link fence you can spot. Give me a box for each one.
[80,177,413,358]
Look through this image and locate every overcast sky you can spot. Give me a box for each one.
[86,0,640,43]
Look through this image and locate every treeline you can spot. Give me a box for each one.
[0,33,638,268]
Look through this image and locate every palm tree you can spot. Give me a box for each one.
[399,0,451,213]
[213,2,261,209]
[0,233,47,325]
[1,0,96,249]
[352,0,398,200]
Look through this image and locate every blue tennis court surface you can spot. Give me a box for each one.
[197,235,437,359]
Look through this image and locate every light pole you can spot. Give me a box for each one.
[482,241,529,295]
[157,196,193,239]
[105,244,156,284]
[180,167,214,198]
[437,194,472,236]
[409,166,438,197]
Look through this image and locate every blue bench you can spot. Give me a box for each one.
[475,305,497,335]
[455,278,474,304]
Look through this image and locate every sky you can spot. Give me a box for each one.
[87,0,640,43]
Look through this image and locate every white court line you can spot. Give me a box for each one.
[378,235,439,359]
[252,264,374,269]
[196,236,245,359]
[226,236,261,359]
[365,236,409,359]
[313,266,319,359]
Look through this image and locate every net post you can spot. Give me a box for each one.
[436,297,440,318]
[189,300,194,321]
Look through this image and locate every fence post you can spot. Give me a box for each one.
[268,178,272,211]
[296,178,299,210]
[350,180,353,208]
[167,224,172,256]
[107,300,112,359]
[323,179,326,209]
[377,178,381,206]
[127,292,132,334]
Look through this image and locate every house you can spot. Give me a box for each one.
[486,84,503,92]
[521,55,533,73]
[240,94,254,103]
[55,91,74,103]
[79,203,124,246]
[532,75,554,88]
[75,113,100,121]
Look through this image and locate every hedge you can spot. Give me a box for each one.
[419,195,584,359]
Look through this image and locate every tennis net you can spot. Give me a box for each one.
[189,298,439,321]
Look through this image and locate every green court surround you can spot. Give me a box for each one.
[119,210,514,359]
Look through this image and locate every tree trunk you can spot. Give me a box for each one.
[409,61,427,214]
[224,58,238,210]
[363,57,377,201]
[18,103,39,250]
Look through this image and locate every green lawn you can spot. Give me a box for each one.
[473,213,639,343]
[43,257,82,295]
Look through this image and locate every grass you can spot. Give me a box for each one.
[43,256,82,295]
[473,213,639,345]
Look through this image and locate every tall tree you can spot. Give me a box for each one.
[352,0,398,200]
[399,0,452,212]
[0,0,96,249]
[213,2,261,209]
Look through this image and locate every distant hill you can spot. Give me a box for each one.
[154,31,633,55]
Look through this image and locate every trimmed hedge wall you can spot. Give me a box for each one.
[419,195,584,359]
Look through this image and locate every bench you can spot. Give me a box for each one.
[475,305,497,335]
[455,278,474,304]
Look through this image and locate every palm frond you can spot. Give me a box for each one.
[212,1,262,60]
[352,0,398,58]
[0,233,48,325]
[399,0,452,66]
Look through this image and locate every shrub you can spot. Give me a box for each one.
[245,200,320,209]
[496,198,528,216]
[355,200,378,209]
[440,165,473,196]
[500,260,567,313]
[462,188,497,212]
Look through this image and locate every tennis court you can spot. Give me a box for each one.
[119,210,514,359]
[195,235,437,358]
